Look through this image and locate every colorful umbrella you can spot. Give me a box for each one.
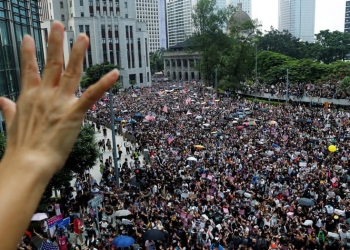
[194,145,205,149]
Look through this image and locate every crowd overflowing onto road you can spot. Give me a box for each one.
[22,82,350,250]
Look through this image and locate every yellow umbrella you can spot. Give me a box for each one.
[174,92,178,94]
[215,99,220,102]
[121,120,127,123]
[201,102,206,105]
[211,131,218,134]
[194,145,205,149]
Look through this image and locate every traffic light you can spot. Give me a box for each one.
[135,168,142,182]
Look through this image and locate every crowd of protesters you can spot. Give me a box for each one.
[21,81,350,250]
[245,82,349,100]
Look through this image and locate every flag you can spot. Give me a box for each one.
[162,106,168,113]
[41,241,58,250]
[185,97,191,105]
[168,135,174,144]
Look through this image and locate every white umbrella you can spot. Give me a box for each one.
[203,123,210,127]
[232,121,238,124]
[121,219,133,225]
[31,213,48,221]
[187,156,197,162]
[132,94,137,98]
[195,116,203,119]
[115,209,132,217]
[201,214,209,220]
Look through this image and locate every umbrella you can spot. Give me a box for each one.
[297,198,315,207]
[121,219,133,225]
[112,236,135,248]
[218,119,228,124]
[131,93,137,98]
[201,214,209,220]
[143,229,165,241]
[116,117,123,122]
[115,209,132,217]
[194,145,205,149]
[268,121,278,125]
[145,115,155,121]
[203,123,210,127]
[31,213,48,221]
[187,156,197,162]
[195,115,203,119]
[134,113,143,117]
[237,126,244,130]
[121,120,127,123]
[128,118,137,123]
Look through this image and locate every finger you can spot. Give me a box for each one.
[59,34,89,95]
[75,69,119,113]
[41,21,64,88]
[20,36,40,92]
[0,97,16,129]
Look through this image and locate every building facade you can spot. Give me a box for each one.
[345,1,350,60]
[345,1,350,33]
[0,0,45,102]
[136,0,160,52]
[163,42,201,81]
[228,0,252,17]
[278,0,315,43]
[158,0,167,49]
[166,0,197,48]
[41,0,151,87]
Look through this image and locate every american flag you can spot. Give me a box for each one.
[162,106,168,113]
[168,135,174,144]
[41,241,58,250]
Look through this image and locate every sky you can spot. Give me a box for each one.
[251,0,345,34]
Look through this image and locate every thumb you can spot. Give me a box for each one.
[0,97,16,129]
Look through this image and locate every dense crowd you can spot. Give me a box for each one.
[23,82,350,250]
[246,82,348,100]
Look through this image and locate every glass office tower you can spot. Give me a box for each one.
[0,0,45,101]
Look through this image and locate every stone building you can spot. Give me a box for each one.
[163,40,201,81]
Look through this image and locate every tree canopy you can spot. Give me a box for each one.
[81,62,120,89]
[150,49,165,75]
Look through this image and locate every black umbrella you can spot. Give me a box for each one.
[143,229,165,241]
[297,198,315,207]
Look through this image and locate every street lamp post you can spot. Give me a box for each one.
[108,88,120,187]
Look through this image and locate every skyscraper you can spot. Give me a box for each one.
[136,0,161,52]
[278,0,316,43]
[0,0,45,102]
[158,0,167,49]
[41,0,151,87]
[166,0,197,48]
[345,1,350,33]
[228,0,252,17]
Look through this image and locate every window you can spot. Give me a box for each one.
[101,25,105,30]
[139,73,143,84]
[61,14,65,21]
[85,25,90,32]
[60,1,64,8]
[80,0,84,6]
[70,1,72,7]
[109,38,112,43]
[81,12,84,17]
[108,25,112,31]
[89,0,93,6]
[102,38,106,43]
[125,14,128,18]
[124,2,127,8]
[79,25,84,32]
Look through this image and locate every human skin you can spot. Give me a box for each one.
[0,22,119,250]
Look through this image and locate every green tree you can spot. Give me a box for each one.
[112,82,122,94]
[129,80,137,87]
[315,30,350,63]
[150,49,165,75]
[44,125,100,198]
[337,76,350,95]
[81,62,120,89]
[191,0,230,86]
[257,28,306,59]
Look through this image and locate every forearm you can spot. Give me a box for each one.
[0,156,52,250]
